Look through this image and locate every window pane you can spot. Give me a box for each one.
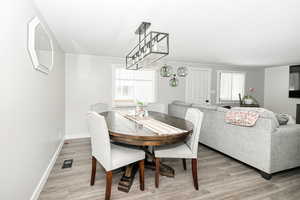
[133,70,154,80]
[116,68,133,80]
[232,73,245,100]
[114,68,156,103]
[219,72,245,102]
[115,80,134,100]
[220,73,232,101]
[134,81,154,103]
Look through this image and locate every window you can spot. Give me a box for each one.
[113,68,156,105]
[217,71,245,102]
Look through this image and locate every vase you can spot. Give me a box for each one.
[135,105,145,117]
[244,98,253,105]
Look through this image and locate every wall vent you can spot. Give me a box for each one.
[62,159,73,169]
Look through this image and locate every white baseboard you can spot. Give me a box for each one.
[64,133,90,140]
[30,139,64,200]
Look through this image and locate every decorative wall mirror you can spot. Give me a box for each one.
[28,17,54,74]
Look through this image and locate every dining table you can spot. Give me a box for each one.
[100,110,194,192]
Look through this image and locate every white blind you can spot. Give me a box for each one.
[219,72,245,102]
[114,68,156,103]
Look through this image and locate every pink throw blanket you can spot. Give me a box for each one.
[225,110,259,127]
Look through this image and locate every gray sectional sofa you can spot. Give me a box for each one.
[168,101,300,179]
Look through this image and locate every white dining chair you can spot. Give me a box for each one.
[154,108,203,190]
[147,103,166,113]
[90,102,111,113]
[87,111,145,200]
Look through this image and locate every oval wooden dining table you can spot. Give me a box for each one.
[100,111,194,192]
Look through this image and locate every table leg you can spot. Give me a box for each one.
[144,147,175,177]
[117,146,175,193]
[117,163,138,193]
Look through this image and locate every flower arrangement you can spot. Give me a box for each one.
[136,101,144,106]
[244,88,255,99]
[243,88,259,105]
[135,100,145,116]
[249,87,255,93]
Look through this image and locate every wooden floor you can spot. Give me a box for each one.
[39,138,300,200]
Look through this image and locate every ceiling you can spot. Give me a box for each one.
[34,0,300,67]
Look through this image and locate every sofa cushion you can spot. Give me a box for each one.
[217,106,230,113]
[172,100,192,107]
[287,115,296,125]
[191,103,217,111]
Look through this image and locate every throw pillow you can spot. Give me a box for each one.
[275,113,289,125]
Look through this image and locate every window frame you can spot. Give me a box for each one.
[112,65,158,107]
[216,70,246,104]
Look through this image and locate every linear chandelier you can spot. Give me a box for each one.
[126,22,169,70]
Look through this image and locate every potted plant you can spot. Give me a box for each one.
[135,100,144,116]
[244,88,255,104]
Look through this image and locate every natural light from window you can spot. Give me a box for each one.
[114,68,156,105]
[218,71,245,102]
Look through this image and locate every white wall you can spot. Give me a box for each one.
[0,1,65,199]
[264,66,300,117]
[65,54,188,138]
[166,61,265,105]
[65,54,114,138]
[65,54,265,139]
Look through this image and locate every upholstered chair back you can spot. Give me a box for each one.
[147,103,166,113]
[90,102,110,113]
[185,108,204,156]
[87,111,112,170]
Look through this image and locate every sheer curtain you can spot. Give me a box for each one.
[219,71,245,102]
[114,68,156,103]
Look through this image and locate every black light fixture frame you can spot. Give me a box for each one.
[126,22,169,70]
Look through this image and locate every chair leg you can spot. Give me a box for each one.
[139,160,145,191]
[191,159,199,190]
[182,159,187,170]
[90,156,96,186]
[155,158,160,188]
[105,171,113,200]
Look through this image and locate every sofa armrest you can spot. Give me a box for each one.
[200,111,275,173]
[270,124,300,173]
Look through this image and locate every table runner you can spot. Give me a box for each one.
[119,112,187,135]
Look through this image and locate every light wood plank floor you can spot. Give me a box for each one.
[39,138,300,200]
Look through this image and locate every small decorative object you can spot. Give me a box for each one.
[275,113,289,125]
[169,74,179,87]
[160,64,173,77]
[177,66,188,77]
[244,88,255,104]
[240,88,259,106]
[144,110,149,117]
[244,97,253,105]
[28,17,54,74]
[135,101,145,117]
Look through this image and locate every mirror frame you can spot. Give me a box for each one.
[28,17,54,74]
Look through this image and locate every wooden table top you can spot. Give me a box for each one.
[100,111,194,146]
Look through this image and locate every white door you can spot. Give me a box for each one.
[186,68,212,104]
